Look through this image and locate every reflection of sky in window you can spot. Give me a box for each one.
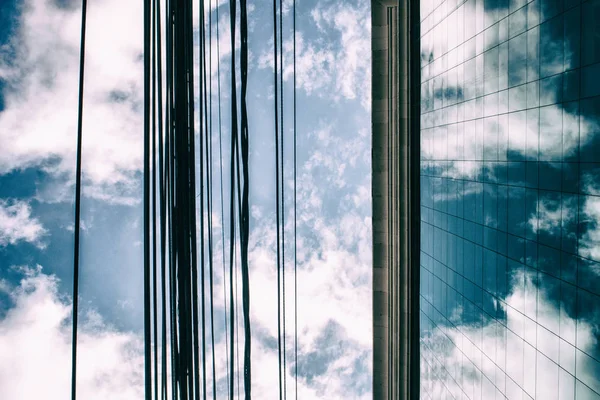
[420,0,600,399]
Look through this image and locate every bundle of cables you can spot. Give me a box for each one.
[70,0,298,398]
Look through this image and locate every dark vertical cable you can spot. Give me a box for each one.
[151,0,159,397]
[198,0,208,398]
[234,234,241,399]
[386,11,392,397]
[408,1,421,398]
[231,209,240,399]
[144,0,257,397]
[155,0,168,397]
[233,92,244,397]
[216,3,231,398]
[292,0,297,396]
[168,0,200,395]
[165,0,179,395]
[232,119,244,400]
[239,0,251,395]
[232,125,243,398]
[71,1,88,399]
[144,0,152,395]
[173,0,185,395]
[207,2,218,399]
[278,0,286,396]
[187,0,201,394]
[228,0,238,396]
[273,0,283,397]
[173,0,189,392]
[164,1,175,395]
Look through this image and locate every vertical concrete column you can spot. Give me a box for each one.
[372,1,415,399]
[371,1,390,399]
[397,2,410,399]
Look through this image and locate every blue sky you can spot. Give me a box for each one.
[0,0,372,398]
[4,1,599,399]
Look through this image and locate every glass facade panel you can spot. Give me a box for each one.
[419,0,600,398]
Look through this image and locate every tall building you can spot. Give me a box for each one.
[373,1,600,399]
[372,0,421,398]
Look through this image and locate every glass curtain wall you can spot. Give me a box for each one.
[419,0,600,399]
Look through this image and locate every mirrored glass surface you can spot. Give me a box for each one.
[420,0,600,398]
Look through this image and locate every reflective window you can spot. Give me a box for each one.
[419,0,600,398]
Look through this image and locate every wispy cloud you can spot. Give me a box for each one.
[580,195,600,263]
[0,199,46,248]
[258,0,371,108]
[0,0,144,203]
[422,270,598,399]
[0,266,144,399]
[0,1,374,398]
[421,2,598,182]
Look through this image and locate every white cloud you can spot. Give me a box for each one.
[528,196,564,235]
[530,189,600,266]
[0,199,47,247]
[421,270,598,399]
[0,2,374,398]
[0,0,144,204]
[0,0,242,205]
[312,2,371,107]
[258,0,371,109]
[202,113,372,397]
[233,212,371,398]
[0,107,373,398]
[422,101,591,181]
[421,3,598,182]
[247,210,372,350]
[0,266,144,399]
[0,255,370,399]
[300,123,368,190]
[580,195,600,263]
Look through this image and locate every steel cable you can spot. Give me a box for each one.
[293,0,298,397]
[272,0,284,397]
[70,0,88,398]
[140,0,255,397]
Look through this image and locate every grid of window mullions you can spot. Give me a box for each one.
[419,0,600,398]
[420,294,513,399]
[420,172,600,296]
[420,245,600,399]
